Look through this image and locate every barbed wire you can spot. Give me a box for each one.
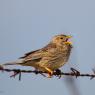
[0,65,95,81]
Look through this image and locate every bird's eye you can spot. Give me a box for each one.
[60,37,63,39]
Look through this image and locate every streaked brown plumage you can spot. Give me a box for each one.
[3,34,72,77]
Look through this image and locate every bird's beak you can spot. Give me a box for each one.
[66,35,72,39]
[65,35,72,45]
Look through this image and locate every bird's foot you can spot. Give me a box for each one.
[55,69,62,78]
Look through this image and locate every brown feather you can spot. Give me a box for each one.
[19,49,40,59]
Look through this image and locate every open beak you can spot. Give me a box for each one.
[65,35,72,45]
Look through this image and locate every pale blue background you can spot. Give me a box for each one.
[0,0,95,95]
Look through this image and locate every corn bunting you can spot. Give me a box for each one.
[3,34,72,77]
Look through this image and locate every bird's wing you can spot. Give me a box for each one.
[3,50,42,66]
[19,49,40,59]
[19,49,43,62]
[19,43,57,62]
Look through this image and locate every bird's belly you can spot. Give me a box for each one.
[39,57,67,71]
[48,58,66,70]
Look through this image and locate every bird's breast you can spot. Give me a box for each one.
[37,44,72,71]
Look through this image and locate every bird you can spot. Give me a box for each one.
[2,34,72,77]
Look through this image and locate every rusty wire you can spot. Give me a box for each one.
[0,66,95,81]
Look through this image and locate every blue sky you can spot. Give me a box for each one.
[0,0,95,95]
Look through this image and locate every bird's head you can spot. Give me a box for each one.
[51,34,72,46]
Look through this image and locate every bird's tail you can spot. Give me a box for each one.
[2,59,24,66]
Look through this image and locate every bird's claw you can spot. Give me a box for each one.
[55,69,62,79]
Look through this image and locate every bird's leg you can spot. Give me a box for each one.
[44,67,53,78]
